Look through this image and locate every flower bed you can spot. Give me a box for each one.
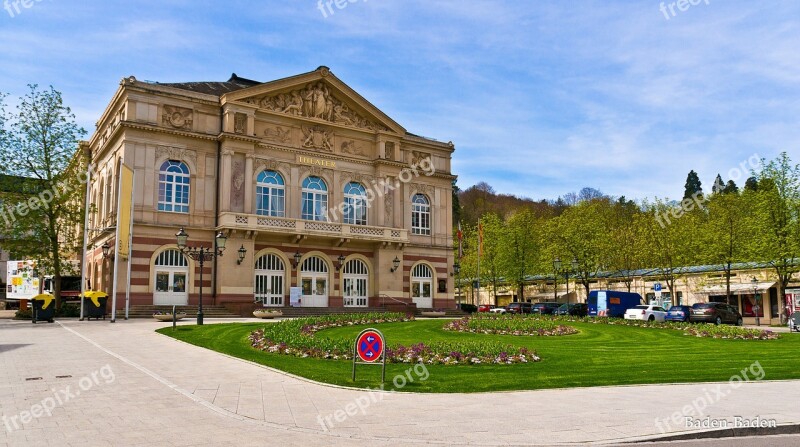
[444,314,578,336]
[248,313,540,365]
[516,315,779,340]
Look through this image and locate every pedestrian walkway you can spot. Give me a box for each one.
[1,318,798,446]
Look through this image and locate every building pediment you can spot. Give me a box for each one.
[223,67,405,135]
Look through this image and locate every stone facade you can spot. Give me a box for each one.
[86,67,456,313]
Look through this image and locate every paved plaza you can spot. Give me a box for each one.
[0,317,798,446]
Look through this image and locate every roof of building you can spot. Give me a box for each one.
[150,73,262,96]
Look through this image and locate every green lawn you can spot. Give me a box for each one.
[157,320,800,393]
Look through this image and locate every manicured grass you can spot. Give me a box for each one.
[157,320,800,393]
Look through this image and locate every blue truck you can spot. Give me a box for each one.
[587,290,644,318]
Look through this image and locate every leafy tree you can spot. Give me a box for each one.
[751,152,800,322]
[605,200,646,292]
[0,85,87,308]
[744,176,759,192]
[723,179,739,194]
[712,174,725,194]
[451,179,461,227]
[477,213,506,305]
[499,209,542,301]
[683,170,703,201]
[702,192,756,301]
[641,198,704,305]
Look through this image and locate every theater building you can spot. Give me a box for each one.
[85,67,456,314]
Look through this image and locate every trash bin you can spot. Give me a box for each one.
[32,294,56,324]
[82,291,109,321]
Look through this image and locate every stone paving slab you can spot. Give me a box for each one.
[1,318,798,446]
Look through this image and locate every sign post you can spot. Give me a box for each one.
[352,328,386,382]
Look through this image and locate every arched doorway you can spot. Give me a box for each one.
[411,263,433,309]
[343,259,368,307]
[300,256,328,307]
[255,253,285,307]
[153,249,189,305]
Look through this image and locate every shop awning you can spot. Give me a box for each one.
[700,282,775,295]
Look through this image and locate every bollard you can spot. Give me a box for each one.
[172,305,177,331]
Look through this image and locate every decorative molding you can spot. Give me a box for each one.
[340,139,368,157]
[300,165,334,179]
[263,125,292,144]
[411,150,432,166]
[301,125,334,152]
[155,146,197,167]
[245,81,387,131]
[412,184,435,198]
[384,189,394,226]
[221,149,234,156]
[162,105,193,130]
[342,172,375,186]
[254,158,290,175]
[234,113,247,135]
[384,142,395,160]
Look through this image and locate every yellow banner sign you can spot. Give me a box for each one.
[116,164,134,259]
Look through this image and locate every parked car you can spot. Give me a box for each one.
[665,305,692,322]
[624,304,668,322]
[488,307,507,314]
[506,302,533,314]
[478,304,497,312]
[531,302,560,315]
[691,302,743,326]
[556,303,588,316]
[456,303,477,313]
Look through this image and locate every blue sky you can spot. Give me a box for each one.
[1,0,798,201]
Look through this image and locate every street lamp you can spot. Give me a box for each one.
[751,276,760,327]
[553,257,579,308]
[101,241,111,259]
[453,261,461,307]
[175,227,230,325]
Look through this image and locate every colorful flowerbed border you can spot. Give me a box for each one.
[444,314,579,336]
[248,313,540,365]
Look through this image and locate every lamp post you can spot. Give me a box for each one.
[751,276,760,327]
[176,227,230,326]
[453,261,461,307]
[553,257,579,309]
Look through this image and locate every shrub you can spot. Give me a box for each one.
[444,314,578,336]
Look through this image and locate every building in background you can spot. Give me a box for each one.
[86,66,456,314]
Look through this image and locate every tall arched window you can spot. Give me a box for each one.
[343,182,367,225]
[158,160,190,213]
[256,170,285,217]
[301,176,328,221]
[411,194,431,235]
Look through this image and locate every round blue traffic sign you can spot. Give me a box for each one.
[356,330,384,363]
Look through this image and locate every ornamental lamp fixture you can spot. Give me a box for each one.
[175,227,189,250]
[337,254,346,271]
[453,261,460,275]
[293,251,302,269]
[215,231,228,254]
[101,241,111,259]
[237,245,247,265]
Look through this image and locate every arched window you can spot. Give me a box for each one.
[254,254,285,306]
[411,194,431,235]
[256,170,285,217]
[411,263,433,308]
[343,182,368,225]
[343,259,369,307]
[158,160,190,213]
[301,176,328,221]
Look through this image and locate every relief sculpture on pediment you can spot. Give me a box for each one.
[248,82,387,131]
